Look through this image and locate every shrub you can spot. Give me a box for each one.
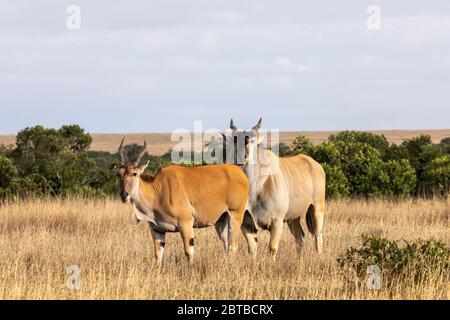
[313,140,389,197]
[287,131,450,198]
[0,144,13,157]
[394,135,443,195]
[337,235,450,287]
[10,125,98,196]
[422,155,450,196]
[329,131,390,160]
[290,135,315,156]
[276,143,294,157]
[383,159,417,197]
[60,124,93,153]
[0,156,18,190]
[441,137,450,145]
[321,163,349,198]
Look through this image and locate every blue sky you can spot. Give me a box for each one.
[0,1,449,133]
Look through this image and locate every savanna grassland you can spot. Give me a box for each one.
[0,198,448,300]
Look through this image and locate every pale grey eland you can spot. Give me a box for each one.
[218,119,326,258]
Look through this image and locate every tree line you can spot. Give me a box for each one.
[0,125,171,199]
[0,125,449,200]
[283,131,450,198]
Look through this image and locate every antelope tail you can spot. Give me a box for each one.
[306,204,315,235]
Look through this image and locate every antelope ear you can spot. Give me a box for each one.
[137,161,149,174]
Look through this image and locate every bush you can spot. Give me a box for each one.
[337,235,450,287]
[9,125,98,196]
[286,131,449,198]
[441,137,450,145]
[329,131,390,160]
[422,155,450,196]
[313,140,389,197]
[290,135,315,156]
[393,135,443,195]
[13,174,45,197]
[276,143,294,157]
[0,157,20,199]
[321,163,349,198]
[0,124,178,200]
[0,156,18,189]
[383,159,417,197]
[0,144,13,157]
[60,124,93,153]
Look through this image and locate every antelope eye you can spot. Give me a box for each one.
[132,173,138,176]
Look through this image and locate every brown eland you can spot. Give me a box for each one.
[116,138,249,264]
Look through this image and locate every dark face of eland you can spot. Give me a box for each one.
[228,118,262,166]
[116,164,142,203]
[116,138,148,203]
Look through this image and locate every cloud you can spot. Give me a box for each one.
[0,1,449,133]
[274,57,293,67]
[164,57,196,70]
[200,10,244,23]
[274,57,312,72]
[200,31,218,50]
[381,15,450,46]
[361,56,382,65]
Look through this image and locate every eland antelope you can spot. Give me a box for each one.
[116,138,249,264]
[222,119,326,258]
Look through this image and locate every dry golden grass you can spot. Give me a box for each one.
[2,129,450,155]
[0,198,448,300]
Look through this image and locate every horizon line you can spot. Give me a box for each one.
[1,128,450,136]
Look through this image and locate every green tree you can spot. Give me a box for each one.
[0,144,13,157]
[12,126,65,176]
[60,154,97,192]
[10,125,96,196]
[422,155,450,196]
[290,135,315,156]
[0,156,19,198]
[276,143,293,157]
[394,135,443,195]
[60,125,92,153]
[329,131,391,160]
[0,156,18,189]
[321,163,349,198]
[438,137,450,155]
[383,159,417,197]
[440,137,450,145]
[315,141,389,197]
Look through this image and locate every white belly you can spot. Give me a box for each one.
[133,205,177,232]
